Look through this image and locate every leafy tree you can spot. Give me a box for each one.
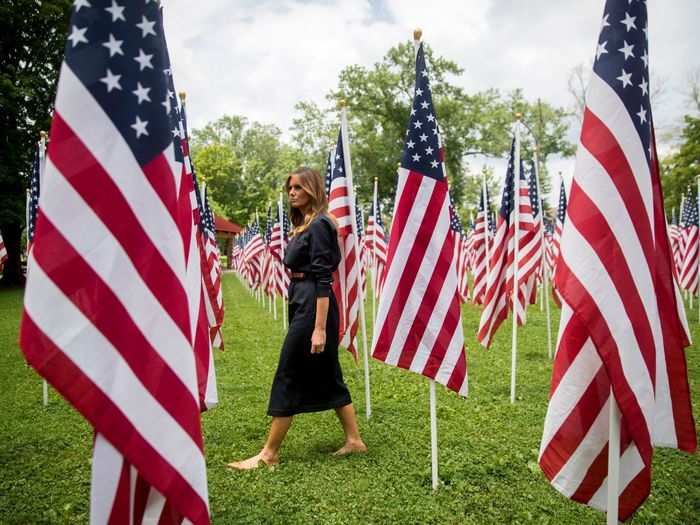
[662,115,700,213]
[191,115,305,225]
[0,0,71,285]
[291,41,573,214]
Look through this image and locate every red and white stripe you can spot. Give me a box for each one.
[679,219,698,295]
[539,71,696,521]
[20,62,210,523]
[470,208,489,305]
[328,159,360,361]
[0,231,7,273]
[365,210,387,299]
[372,168,468,396]
[453,227,470,303]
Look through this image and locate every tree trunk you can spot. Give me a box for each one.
[0,222,25,287]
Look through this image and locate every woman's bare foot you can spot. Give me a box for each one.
[227,451,278,471]
[332,440,367,456]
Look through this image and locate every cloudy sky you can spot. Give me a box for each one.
[162,0,699,202]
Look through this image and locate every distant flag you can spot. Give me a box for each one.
[371,41,467,396]
[326,130,361,361]
[243,218,264,289]
[470,185,490,304]
[355,198,368,297]
[551,180,567,288]
[524,161,543,305]
[679,188,699,295]
[0,231,7,274]
[668,207,683,278]
[19,2,210,523]
[366,192,388,299]
[269,203,287,299]
[200,182,225,349]
[449,201,469,303]
[539,1,696,521]
[26,139,44,254]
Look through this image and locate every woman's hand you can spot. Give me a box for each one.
[311,328,326,354]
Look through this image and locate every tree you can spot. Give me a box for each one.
[291,41,573,213]
[662,115,700,213]
[191,115,305,225]
[0,0,71,285]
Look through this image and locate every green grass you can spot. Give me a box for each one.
[1,274,699,524]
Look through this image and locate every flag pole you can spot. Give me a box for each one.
[339,101,372,419]
[532,145,552,359]
[607,389,621,525]
[510,116,521,405]
[279,193,288,330]
[372,177,378,327]
[413,27,439,488]
[39,131,49,406]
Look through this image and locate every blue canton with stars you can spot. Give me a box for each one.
[449,196,464,234]
[368,198,386,232]
[355,197,364,239]
[526,161,541,218]
[401,43,444,181]
[65,0,174,166]
[27,143,42,243]
[499,138,523,221]
[556,181,567,224]
[593,0,653,162]
[681,188,698,228]
[265,206,273,245]
[325,130,346,197]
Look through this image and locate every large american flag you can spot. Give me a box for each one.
[326,130,361,361]
[470,185,490,305]
[477,138,535,347]
[371,42,467,396]
[19,2,210,523]
[679,188,698,295]
[539,1,696,520]
[366,189,388,299]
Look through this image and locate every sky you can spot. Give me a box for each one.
[162,0,699,205]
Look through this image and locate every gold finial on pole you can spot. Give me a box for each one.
[338,99,347,109]
[515,112,523,120]
[39,130,47,140]
[179,91,186,102]
[374,176,378,182]
[413,28,423,41]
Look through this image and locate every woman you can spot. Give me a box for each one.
[228,167,367,470]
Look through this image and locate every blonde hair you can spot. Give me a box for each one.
[285,167,337,235]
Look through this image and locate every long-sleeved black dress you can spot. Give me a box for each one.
[267,214,352,417]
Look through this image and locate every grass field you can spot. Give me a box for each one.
[1,273,699,524]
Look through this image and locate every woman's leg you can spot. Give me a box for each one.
[227,416,293,470]
[333,403,367,455]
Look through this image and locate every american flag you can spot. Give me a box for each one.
[260,205,275,297]
[269,203,289,299]
[449,202,469,303]
[19,2,210,523]
[356,198,368,297]
[326,130,361,361]
[470,185,490,305]
[0,230,7,274]
[539,1,696,520]
[477,137,536,347]
[371,42,467,396]
[243,218,264,289]
[543,216,555,279]
[679,188,698,295]
[551,180,567,287]
[26,140,43,253]
[366,190,388,299]
[523,161,544,306]
[668,207,683,279]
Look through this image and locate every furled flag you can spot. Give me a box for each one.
[539,1,696,520]
[19,2,210,523]
[477,139,536,347]
[356,198,368,297]
[668,207,683,278]
[523,161,544,305]
[26,140,43,254]
[366,193,388,299]
[269,204,287,299]
[551,180,567,286]
[0,230,7,274]
[371,42,467,396]
[543,216,555,279]
[261,205,275,297]
[449,201,469,303]
[679,189,699,295]
[326,131,361,361]
[470,186,490,305]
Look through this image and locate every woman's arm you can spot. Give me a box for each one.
[311,297,329,353]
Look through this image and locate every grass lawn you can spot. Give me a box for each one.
[1,273,699,524]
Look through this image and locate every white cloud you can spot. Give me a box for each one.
[163,0,700,205]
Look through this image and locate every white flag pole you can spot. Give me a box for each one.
[532,145,552,359]
[279,193,288,330]
[340,102,372,419]
[607,389,621,525]
[429,379,439,490]
[413,28,439,489]
[372,177,378,327]
[38,132,49,407]
[510,117,521,405]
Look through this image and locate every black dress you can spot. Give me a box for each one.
[267,214,352,417]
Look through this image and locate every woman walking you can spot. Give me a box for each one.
[228,167,366,470]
